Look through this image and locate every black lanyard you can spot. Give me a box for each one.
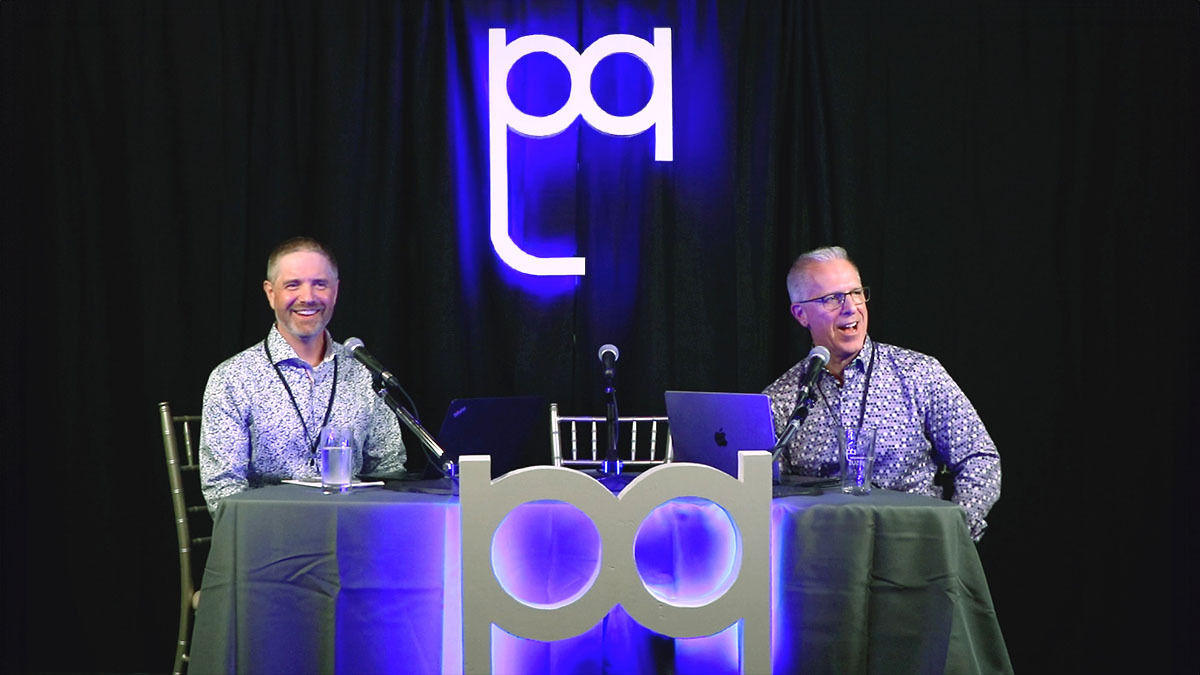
[263,336,339,458]
[814,340,876,429]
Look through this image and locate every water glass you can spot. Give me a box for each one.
[319,426,355,493]
[838,425,877,496]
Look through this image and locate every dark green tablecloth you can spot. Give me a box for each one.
[772,490,1011,674]
[190,486,458,674]
[189,484,1010,674]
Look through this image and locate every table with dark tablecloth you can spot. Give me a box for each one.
[189,483,1010,674]
[770,490,1010,673]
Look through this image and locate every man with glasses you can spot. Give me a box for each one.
[763,246,1000,540]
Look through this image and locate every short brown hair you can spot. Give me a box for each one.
[265,236,339,282]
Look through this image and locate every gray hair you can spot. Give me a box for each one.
[786,246,855,302]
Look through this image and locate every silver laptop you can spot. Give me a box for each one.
[664,391,778,478]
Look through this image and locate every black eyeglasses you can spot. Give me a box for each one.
[793,287,870,312]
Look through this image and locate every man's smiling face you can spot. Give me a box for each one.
[790,258,868,367]
[263,250,340,348]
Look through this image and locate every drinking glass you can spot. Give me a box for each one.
[319,426,356,493]
[838,426,877,496]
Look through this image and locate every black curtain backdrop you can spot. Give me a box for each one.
[2,1,1196,672]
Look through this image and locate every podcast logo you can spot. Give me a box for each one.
[488,28,674,276]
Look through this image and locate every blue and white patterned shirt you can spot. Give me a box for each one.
[763,336,1000,539]
[199,326,406,511]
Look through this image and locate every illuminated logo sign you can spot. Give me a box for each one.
[488,28,674,276]
[459,452,772,674]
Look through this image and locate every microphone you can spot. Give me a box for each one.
[344,338,403,391]
[793,345,830,410]
[597,344,621,472]
[598,344,619,380]
[773,345,831,460]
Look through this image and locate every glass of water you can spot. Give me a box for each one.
[319,425,356,493]
[838,425,877,495]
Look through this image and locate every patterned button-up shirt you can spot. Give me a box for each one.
[199,326,406,510]
[763,337,1000,539]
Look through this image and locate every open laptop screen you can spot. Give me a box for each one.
[428,395,550,479]
[664,391,777,478]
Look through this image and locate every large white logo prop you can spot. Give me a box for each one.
[488,28,674,276]
[459,451,771,674]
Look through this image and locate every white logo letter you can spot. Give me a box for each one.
[459,451,771,674]
[488,28,674,276]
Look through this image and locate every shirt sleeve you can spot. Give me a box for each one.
[763,361,804,435]
[199,365,252,512]
[923,358,1001,540]
[361,394,407,476]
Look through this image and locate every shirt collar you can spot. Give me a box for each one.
[267,324,336,366]
[847,336,874,375]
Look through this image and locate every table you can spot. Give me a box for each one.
[189,484,1011,674]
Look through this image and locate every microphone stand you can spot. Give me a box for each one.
[370,380,450,477]
[770,391,818,468]
[603,374,621,476]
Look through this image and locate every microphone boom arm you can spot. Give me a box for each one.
[370,382,449,476]
[770,346,829,464]
[770,392,817,462]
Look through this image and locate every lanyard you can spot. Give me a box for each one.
[815,340,876,429]
[263,336,339,458]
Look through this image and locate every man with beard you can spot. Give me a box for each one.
[199,236,405,510]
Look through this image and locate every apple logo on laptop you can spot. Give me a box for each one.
[714,428,728,447]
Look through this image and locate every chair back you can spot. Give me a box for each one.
[159,401,212,675]
[550,402,673,469]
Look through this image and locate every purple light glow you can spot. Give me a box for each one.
[443,502,463,673]
[486,27,673,276]
[482,498,744,673]
[633,498,739,605]
[491,501,602,608]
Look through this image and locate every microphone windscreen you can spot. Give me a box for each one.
[809,345,830,366]
[345,337,365,352]
[598,343,620,363]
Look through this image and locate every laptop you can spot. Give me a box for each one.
[424,395,551,479]
[664,391,778,478]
